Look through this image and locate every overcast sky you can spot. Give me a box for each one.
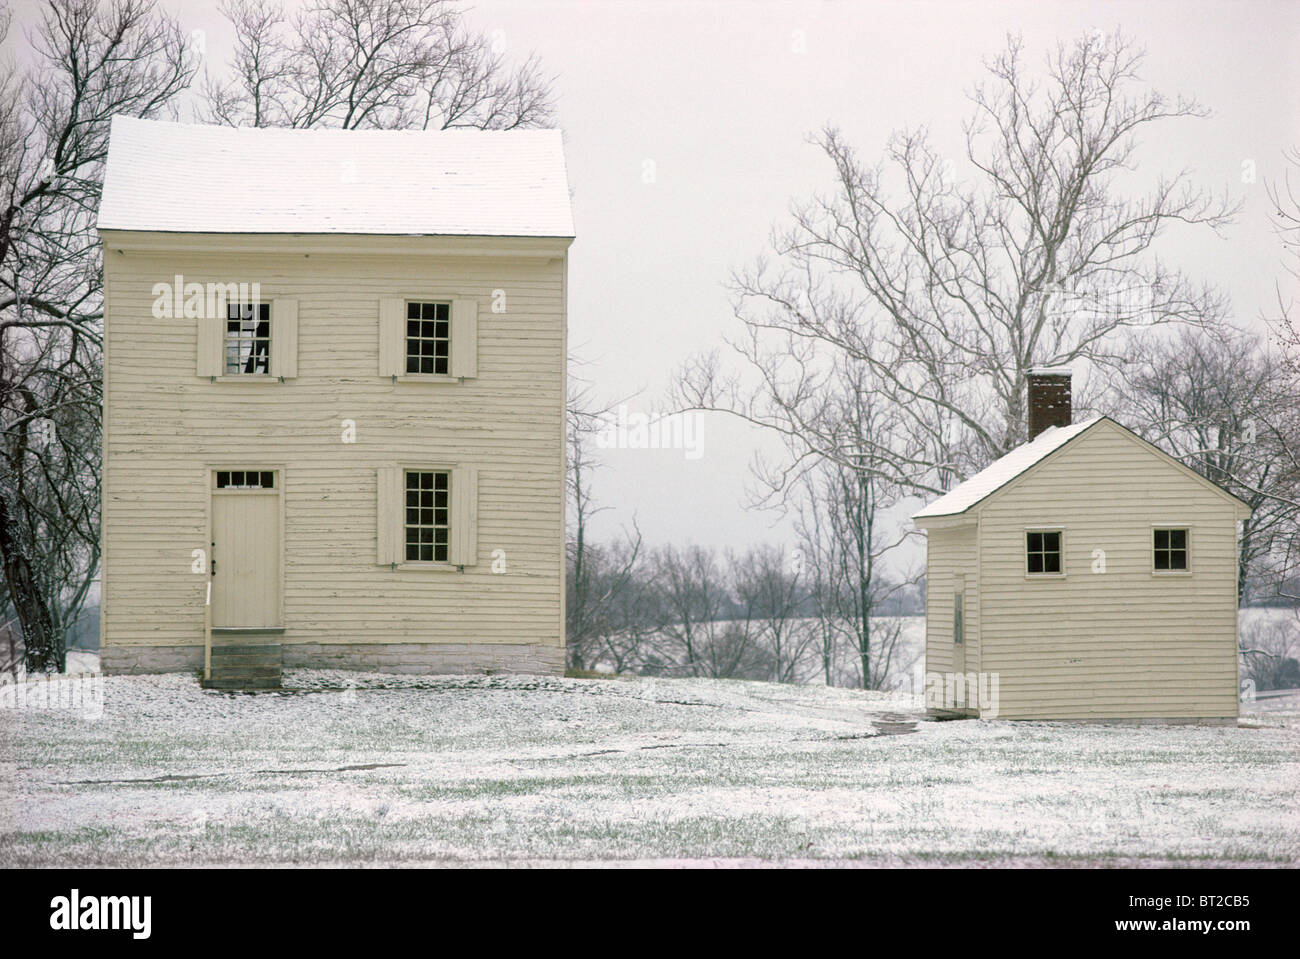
[490,0,1299,554]
[8,0,1297,556]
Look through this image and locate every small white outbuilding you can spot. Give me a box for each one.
[912,369,1251,722]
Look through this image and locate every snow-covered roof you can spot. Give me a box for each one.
[913,416,1104,520]
[97,116,575,238]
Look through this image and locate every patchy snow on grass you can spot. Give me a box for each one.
[2,666,1296,867]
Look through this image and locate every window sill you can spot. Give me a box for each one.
[395,561,461,572]
[213,374,279,383]
[394,374,461,384]
[1152,570,1192,577]
[1024,574,1066,581]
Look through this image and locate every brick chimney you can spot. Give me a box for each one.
[1026,367,1072,441]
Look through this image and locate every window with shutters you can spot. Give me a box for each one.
[378,464,476,569]
[405,302,450,375]
[225,303,270,374]
[405,470,450,562]
[380,297,476,381]
[198,298,297,380]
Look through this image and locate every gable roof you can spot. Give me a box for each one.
[97,116,575,238]
[913,417,1104,519]
[912,415,1253,521]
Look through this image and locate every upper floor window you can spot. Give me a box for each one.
[379,297,476,380]
[1153,528,1189,572]
[198,298,296,380]
[225,303,270,374]
[1026,530,1062,575]
[406,302,450,375]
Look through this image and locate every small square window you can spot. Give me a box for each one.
[1154,528,1188,572]
[404,302,450,376]
[404,470,450,562]
[1026,530,1062,575]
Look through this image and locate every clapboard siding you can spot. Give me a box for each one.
[100,234,568,654]
[923,523,978,685]
[973,419,1241,719]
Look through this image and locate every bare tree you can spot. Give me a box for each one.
[675,322,918,689]
[1240,609,1300,691]
[1,614,18,678]
[564,365,645,671]
[791,382,919,691]
[679,30,1235,501]
[1120,325,1300,604]
[2,343,102,673]
[733,544,814,683]
[575,538,656,674]
[1266,146,1300,379]
[203,0,555,130]
[0,0,194,671]
[646,545,766,679]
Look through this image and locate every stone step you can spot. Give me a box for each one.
[205,637,284,689]
[209,665,280,680]
[211,653,282,667]
[212,643,283,657]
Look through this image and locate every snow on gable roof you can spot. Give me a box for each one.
[97,116,575,238]
[912,416,1104,520]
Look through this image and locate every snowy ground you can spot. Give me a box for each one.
[2,661,1297,867]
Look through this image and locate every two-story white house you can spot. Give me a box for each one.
[97,117,574,685]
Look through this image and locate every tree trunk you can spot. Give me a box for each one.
[1237,516,1251,606]
[0,491,61,672]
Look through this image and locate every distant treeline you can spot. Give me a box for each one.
[566,541,924,688]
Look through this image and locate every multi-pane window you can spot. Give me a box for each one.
[1026,530,1062,574]
[405,470,450,562]
[406,302,450,375]
[216,470,274,490]
[225,303,271,374]
[1153,528,1189,571]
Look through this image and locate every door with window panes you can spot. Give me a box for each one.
[211,469,281,628]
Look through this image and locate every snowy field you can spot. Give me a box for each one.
[2,660,1298,867]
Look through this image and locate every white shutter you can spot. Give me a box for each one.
[379,298,405,376]
[450,298,478,379]
[270,298,298,378]
[377,467,402,564]
[451,466,478,566]
[197,315,222,377]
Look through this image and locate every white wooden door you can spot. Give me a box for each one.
[212,488,280,628]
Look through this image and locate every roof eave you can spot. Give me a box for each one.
[97,229,574,257]
[912,510,979,530]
